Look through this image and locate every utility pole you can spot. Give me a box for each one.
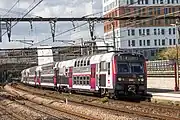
[88,21,95,55]
[80,38,84,55]
[176,19,180,91]
[172,19,180,91]
[111,21,116,51]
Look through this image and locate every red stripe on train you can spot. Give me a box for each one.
[112,56,117,87]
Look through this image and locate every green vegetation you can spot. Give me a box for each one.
[156,46,180,60]
[100,97,109,103]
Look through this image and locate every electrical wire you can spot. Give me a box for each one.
[29,2,177,48]
[1,0,43,38]
[2,0,20,17]
[29,0,149,47]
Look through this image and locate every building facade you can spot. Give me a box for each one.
[103,0,180,60]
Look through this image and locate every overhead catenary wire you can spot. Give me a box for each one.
[1,0,20,17]
[29,1,160,47]
[32,5,178,48]
[0,0,43,38]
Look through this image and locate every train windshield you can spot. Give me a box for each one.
[131,63,143,73]
[116,54,144,74]
[117,62,143,73]
[117,63,129,73]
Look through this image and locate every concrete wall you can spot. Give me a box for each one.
[147,77,179,90]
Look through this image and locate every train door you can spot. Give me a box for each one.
[53,68,58,87]
[107,62,111,88]
[90,64,96,90]
[34,71,37,86]
[68,67,73,88]
[37,71,41,86]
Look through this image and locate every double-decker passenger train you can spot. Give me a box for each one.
[21,52,148,98]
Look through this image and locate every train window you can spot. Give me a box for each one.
[84,61,86,66]
[80,61,83,66]
[74,80,76,84]
[87,80,89,85]
[87,76,90,85]
[77,61,80,67]
[74,61,77,67]
[87,60,90,65]
[107,62,110,75]
[77,80,79,84]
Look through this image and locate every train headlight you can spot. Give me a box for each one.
[141,78,144,82]
[118,78,122,81]
[118,78,125,81]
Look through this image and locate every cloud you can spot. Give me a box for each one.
[0,0,103,48]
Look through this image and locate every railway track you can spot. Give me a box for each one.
[0,103,25,120]
[4,84,100,120]
[11,83,180,120]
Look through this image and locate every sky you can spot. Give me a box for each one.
[0,0,103,48]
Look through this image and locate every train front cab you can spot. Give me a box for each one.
[114,53,148,98]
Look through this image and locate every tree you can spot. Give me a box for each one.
[156,46,180,60]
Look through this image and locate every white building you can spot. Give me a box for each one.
[103,0,180,59]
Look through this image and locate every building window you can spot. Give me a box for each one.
[153,0,155,4]
[131,29,135,36]
[156,0,159,4]
[157,8,161,15]
[173,39,176,45]
[154,39,157,46]
[154,29,157,35]
[154,8,157,15]
[146,29,150,35]
[160,0,163,4]
[142,0,144,4]
[149,8,153,15]
[128,30,130,36]
[130,0,134,4]
[158,29,160,35]
[132,40,135,46]
[147,40,150,46]
[128,40,131,46]
[164,8,168,14]
[145,0,149,4]
[143,40,146,46]
[167,0,170,4]
[139,40,142,46]
[139,29,142,35]
[173,28,176,34]
[169,8,171,13]
[172,0,174,4]
[169,28,171,34]
[138,0,141,4]
[169,39,172,45]
[143,29,145,35]
[178,39,180,44]
[158,39,161,46]
[161,29,165,35]
[162,39,165,45]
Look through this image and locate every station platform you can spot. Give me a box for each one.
[147,88,180,105]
